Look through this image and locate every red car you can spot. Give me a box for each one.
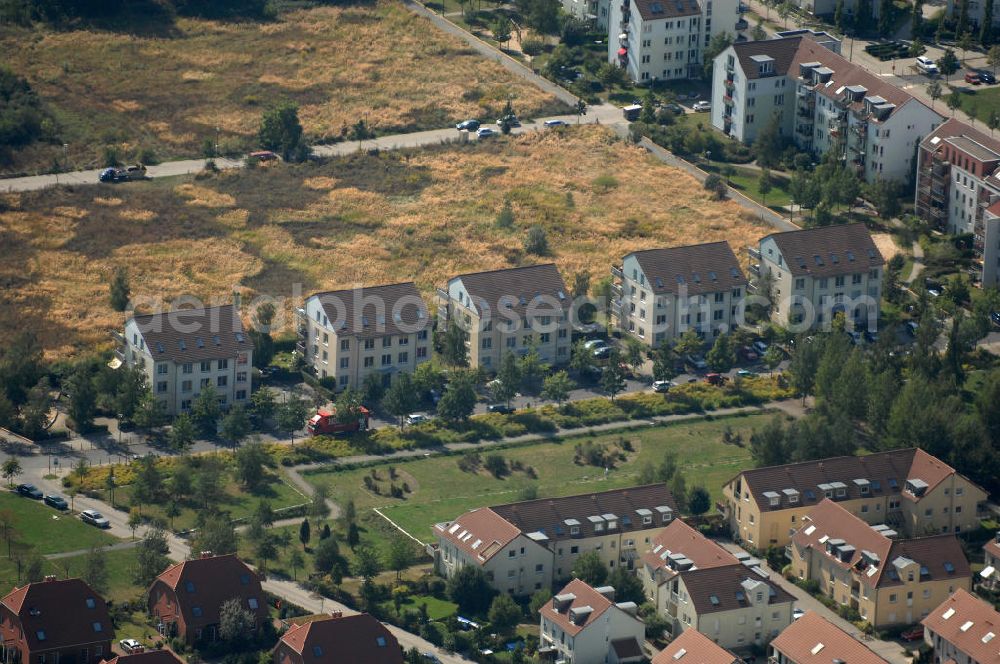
[965,71,981,85]
[901,626,924,642]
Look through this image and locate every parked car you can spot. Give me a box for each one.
[456,119,480,131]
[543,119,567,127]
[915,56,939,75]
[476,127,497,139]
[752,340,769,355]
[16,484,43,500]
[664,102,685,114]
[487,404,515,414]
[248,150,278,161]
[692,101,711,112]
[81,510,111,529]
[738,345,759,362]
[98,164,147,183]
[863,330,879,344]
[736,369,758,378]
[422,654,442,664]
[965,71,982,85]
[43,494,68,510]
[991,311,1000,327]
[901,626,924,642]
[685,354,708,371]
[497,115,520,127]
[405,413,430,426]
[652,380,673,393]
[978,69,997,84]
[120,639,143,654]
[705,373,727,386]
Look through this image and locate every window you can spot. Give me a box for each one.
[341,339,350,351]
[416,347,427,358]
[363,356,374,367]
[217,376,227,387]
[323,332,329,344]
[192,606,203,617]
[201,361,211,372]
[236,390,246,400]
[157,381,167,394]
[182,363,193,374]
[158,363,168,375]
[364,338,375,350]
[217,359,228,370]
[86,598,96,609]
[339,375,349,387]
[236,372,247,383]
[248,598,259,609]
[381,354,392,366]
[418,329,428,340]
[92,622,103,633]
[506,337,516,348]
[383,337,392,348]
[182,380,192,392]
[398,352,408,364]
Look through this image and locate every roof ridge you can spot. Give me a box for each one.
[451,262,558,280]
[308,281,420,298]
[493,482,666,509]
[129,303,236,323]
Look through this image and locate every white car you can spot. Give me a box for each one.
[693,101,711,112]
[543,119,567,127]
[793,608,805,621]
[405,413,430,426]
[81,510,110,529]
[476,127,497,139]
[120,639,142,654]
[916,56,939,75]
[652,380,673,393]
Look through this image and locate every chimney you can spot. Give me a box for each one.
[233,290,242,312]
[43,575,57,582]
[200,551,213,559]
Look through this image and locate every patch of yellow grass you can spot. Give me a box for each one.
[93,197,123,206]
[181,70,214,82]
[217,209,250,228]
[52,206,88,219]
[111,99,142,112]
[302,176,338,190]
[121,209,156,222]
[871,233,901,261]
[175,183,236,208]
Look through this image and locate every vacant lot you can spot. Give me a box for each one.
[0,127,770,356]
[0,1,564,176]
[304,412,768,546]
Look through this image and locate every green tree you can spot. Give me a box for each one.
[82,546,108,593]
[790,336,821,402]
[2,458,22,487]
[333,388,363,427]
[763,345,783,375]
[447,565,496,614]
[982,0,994,44]
[220,405,251,447]
[276,394,309,441]
[518,346,548,395]
[671,472,688,512]
[491,16,512,47]
[749,415,789,466]
[601,349,627,401]
[234,442,271,489]
[530,589,553,618]
[250,387,277,424]
[248,301,276,369]
[313,536,347,581]
[706,333,735,372]
[258,101,305,161]
[865,178,902,219]
[436,371,477,423]
[132,455,163,507]
[541,370,573,408]
[383,372,418,429]
[134,525,170,585]
[607,567,645,605]
[388,536,414,581]
[675,329,704,359]
[352,545,382,587]
[947,89,963,116]
[958,31,974,61]
[310,483,331,519]
[493,352,521,406]
[753,114,785,168]
[168,413,196,451]
[570,339,597,376]
[989,44,1000,73]
[939,48,960,80]
[495,200,515,229]
[289,549,304,580]
[926,80,942,108]
[488,593,522,636]
[128,509,142,540]
[108,267,130,312]
[524,225,549,255]
[191,516,237,555]
[439,321,469,367]
[751,21,767,41]
[299,518,311,549]
[219,597,256,643]
[877,0,893,36]
[759,168,773,206]
[572,550,608,585]
[702,32,735,78]
[652,344,677,382]
[624,338,645,373]
[687,485,712,515]
[191,385,221,438]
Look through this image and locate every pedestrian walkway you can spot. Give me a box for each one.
[45,539,139,560]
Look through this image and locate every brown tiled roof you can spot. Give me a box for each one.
[728,448,958,513]
[792,39,916,113]
[772,611,889,664]
[1,578,112,652]
[731,37,804,80]
[434,507,522,565]
[763,223,884,278]
[450,263,569,319]
[277,614,402,664]
[922,590,1000,664]
[920,117,1000,158]
[681,564,795,615]
[985,535,1000,561]
[151,554,267,630]
[792,500,970,589]
[308,282,429,339]
[130,304,253,363]
[633,0,701,21]
[653,628,740,664]
[642,519,738,577]
[540,579,616,636]
[628,242,747,297]
[105,649,185,664]
[490,484,678,543]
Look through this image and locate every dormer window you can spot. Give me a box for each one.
[185,581,196,593]
[570,526,580,535]
[92,622,103,633]
[36,631,46,641]
[85,598,96,609]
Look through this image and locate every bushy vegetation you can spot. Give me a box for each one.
[0,66,53,162]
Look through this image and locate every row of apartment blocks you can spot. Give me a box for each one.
[611,224,884,346]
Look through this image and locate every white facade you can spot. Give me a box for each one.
[562,0,611,29]
[712,51,791,143]
[539,582,646,664]
[608,0,742,83]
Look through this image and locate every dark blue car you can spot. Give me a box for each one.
[16,484,43,499]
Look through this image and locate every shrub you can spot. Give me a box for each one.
[521,39,544,56]
[524,225,549,255]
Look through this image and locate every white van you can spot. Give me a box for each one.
[916,56,939,75]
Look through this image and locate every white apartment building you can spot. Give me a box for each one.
[983,532,1000,589]
[751,223,884,332]
[121,304,253,416]
[916,118,1000,289]
[639,520,795,649]
[297,282,430,390]
[562,0,611,30]
[435,264,572,371]
[713,35,944,183]
[922,589,1000,664]
[611,242,748,347]
[608,0,743,83]
[433,484,678,595]
[539,579,646,664]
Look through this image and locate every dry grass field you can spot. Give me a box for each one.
[0,126,771,356]
[0,1,564,176]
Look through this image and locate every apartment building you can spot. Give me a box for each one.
[611,242,747,346]
[790,499,971,628]
[433,484,678,595]
[945,0,1000,31]
[915,118,1000,289]
[298,282,430,390]
[273,614,402,664]
[922,589,1000,664]
[712,36,943,182]
[751,223,884,332]
[722,448,988,549]
[561,0,611,29]
[769,610,889,664]
[982,532,1000,590]
[121,304,253,416]
[653,627,742,664]
[436,264,572,371]
[0,577,113,664]
[639,520,795,649]
[607,0,744,83]
[538,579,646,664]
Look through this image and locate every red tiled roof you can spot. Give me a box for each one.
[435,508,522,564]
[906,448,957,494]
[633,0,701,21]
[277,614,402,664]
[540,579,616,636]
[642,519,738,576]
[771,611,889,664]
[105,649,185,664]
[985,535,1000,561]
[151,554,266,630]
[1,578,112,652]
[922,590,1000,664]
[681,565,795,615]
[653,628,740,664]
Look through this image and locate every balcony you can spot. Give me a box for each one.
[725,78,735,91]
[851,123,868,137]
[723,93,734,105]
[295,340,306,354]
[749,263,761,276]
[735,17,749,30]
[611,265,624,279]
[747,246,761,261]
[611,283,623,297]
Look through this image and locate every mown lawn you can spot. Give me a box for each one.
[50,547,145,603]
[0,491,118,554]
[946,84,1000,124]
[305,412,769,545]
